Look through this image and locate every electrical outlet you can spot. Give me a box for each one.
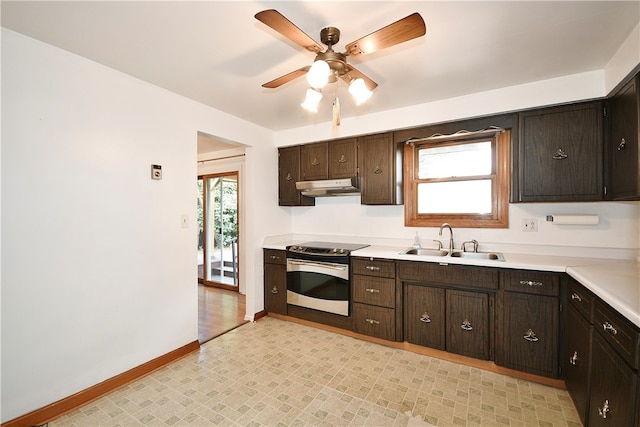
[521,219,538,232]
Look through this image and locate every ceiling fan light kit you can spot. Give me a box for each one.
[255,9,426,123]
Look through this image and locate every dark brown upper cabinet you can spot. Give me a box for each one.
[514,101,604,202]
[301,142,329,181]
[328,137,358,179]
[278,146,314,206]
[358,132,403,205]
[606,72,640,200]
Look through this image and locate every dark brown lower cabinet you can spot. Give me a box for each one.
[263,249,287,315]
[565,304,593,425]
[352,302,395,341]
[405,284,445,349]
[502,292,559,377]
[447,290,490,360]
[588,332,638,427]
[404,284,491,360]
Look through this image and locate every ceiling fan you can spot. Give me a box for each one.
[255,9,426,114]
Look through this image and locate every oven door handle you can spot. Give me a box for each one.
[287,259,348,272]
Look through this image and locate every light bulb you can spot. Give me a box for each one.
[306,60,330,89]
[301,88,323,112]
[348,78,373,105]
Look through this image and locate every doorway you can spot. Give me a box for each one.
[197,172,239,290]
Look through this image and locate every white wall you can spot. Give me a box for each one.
[0,29,277,422]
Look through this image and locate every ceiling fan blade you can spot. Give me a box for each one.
[262,66,310,89]
[345,13,426,57]
[342,65,378,91]
[255,9,324,54]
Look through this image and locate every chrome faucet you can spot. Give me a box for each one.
[439,223,454,252]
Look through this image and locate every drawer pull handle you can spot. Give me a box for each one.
[519,280,543,287]
[570,292,582,302]
[617,138,627,151]
[552,148,568,160]
[338,154,348,163]
[420,312,431,323]
[373,166,383,174]
[285,173,293,181]
[365,318,380,325]
[311,158,320,166]
[365,288,380,293]
[269,255,281,260]
[270,286,279,294]
[460,319,473,331]
[523,329,539,342]
[365,266,380,271]
[602,322,618,335]
[569,351,578,365]
[598,400,610,419]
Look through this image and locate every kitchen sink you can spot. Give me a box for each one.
[402,248,449,256]
[450,251,505,261]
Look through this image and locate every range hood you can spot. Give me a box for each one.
[296,177,360,197]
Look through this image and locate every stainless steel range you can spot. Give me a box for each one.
[286,241,369,316]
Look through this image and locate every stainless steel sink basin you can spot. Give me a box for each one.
[450,251,505,261]
[402,248,449,256]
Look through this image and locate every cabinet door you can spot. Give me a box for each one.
[588,332,638,427]
[517,102,603,201]
[301,142,328,180]
[359,133,403,205]
[503,293,559,377]
[447,290,490,360]
[264,262,287,315]
[607,75,640,200]
[278,146,314,206]
[565,304,592,426]
[404,284,445,350]
[328,137,358,179]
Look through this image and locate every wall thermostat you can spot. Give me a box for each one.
[151,164,162,180]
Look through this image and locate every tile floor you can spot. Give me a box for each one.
[50,317,581,426]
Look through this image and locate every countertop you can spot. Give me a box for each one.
[265,240,640,328]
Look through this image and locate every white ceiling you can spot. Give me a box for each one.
[2,1,639,134]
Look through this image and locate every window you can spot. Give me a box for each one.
[404,129,510,228]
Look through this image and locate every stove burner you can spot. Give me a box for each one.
[286,241,369,257]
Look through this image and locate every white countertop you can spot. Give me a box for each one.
[265,240,640,328]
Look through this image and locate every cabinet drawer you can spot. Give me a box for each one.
[263,249,286,265]
[397,261,499,290]
[352,258,396,278]
[502,270,559,296]
[567,278,594,322]
[352,275,395,308]
[594,299,640,369]
[352,303,395,341]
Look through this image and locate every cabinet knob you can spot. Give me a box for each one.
[270,286,279,294]
[570,292,582,302]
[552,148,568,160]
[365,318,380,325]
[598,400,610,419]
[420,312,431,323]
[569,351,578,365]
[617,138,627,151]
[602,321,618,335]
[338,154,347,163]
[523,329,539,342]
[365,288,380,293]
[460,319,473,331]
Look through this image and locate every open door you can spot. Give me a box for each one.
[197,172,239,290]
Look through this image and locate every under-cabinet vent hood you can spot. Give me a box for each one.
[296,177,360,197]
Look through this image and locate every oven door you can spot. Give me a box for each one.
[286,258,350,316]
